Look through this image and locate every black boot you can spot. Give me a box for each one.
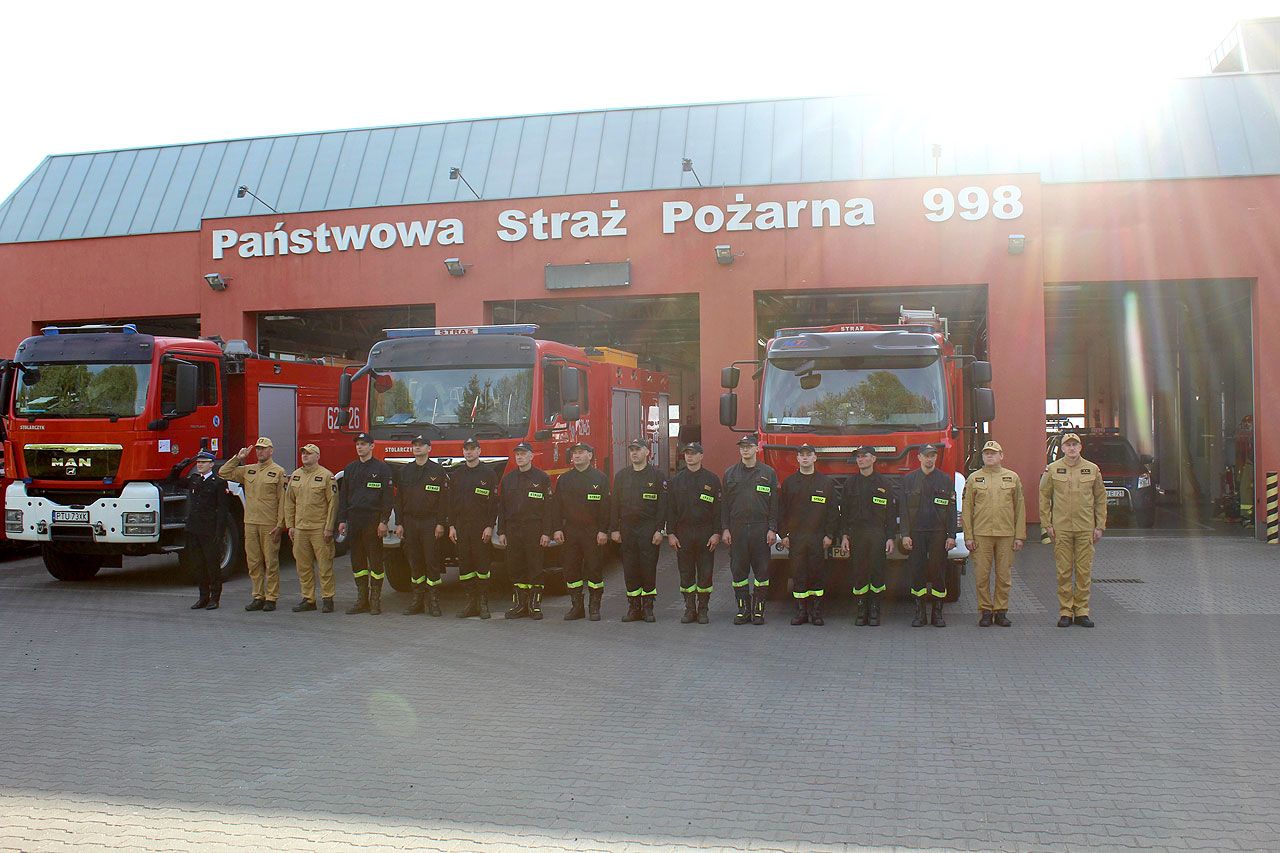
[696,592,710,624]
[292,599,317,612]
[426,587,442,617]
[622,596,642,622]
[911,597,927,627]
[733,591,750,625]
[477,590,491,619]
[191,594,210,610]
[930,600,946,627]
[346,576,370,614]
[994,610,1012,627]
[809,596,825,626]
[564,590,586,621]
[368,577,383,615]
[457,588,481,618]
[790,598,809,626]
[751,588,766,625]
[245,598,265,612]
[587,587,602,621]
[504,589,528,619]
[680,592,697,623]
[321,597,334,613]
[854,597,868,626]
[528,588,544,620]
[403,586,426,615]
[206,594,220,610]
[979,610,993,627]
[868,596,881,627]
[641,596,656,623]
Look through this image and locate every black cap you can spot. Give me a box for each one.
[570,441,594,453]
[796,443,817,453]
[681,441,704,454]
[626,438,645,449]
[354,432,374,444]
[195,449,216,461]
[411,435,432,446]
[854,445,877,456]
[462,437,480,448]
[737,434,759,446]
[513,441,533,453]
[919,443,940,455]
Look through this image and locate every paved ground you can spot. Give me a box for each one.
[0,521,1276,852]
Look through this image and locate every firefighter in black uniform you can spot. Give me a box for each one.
[610,438,668,623]
[722,434,780,625]
[899,443,957,627]
[448,437,497,619]
[337,433,394,615]
[495,441,555,620]
[394,435,450,617]
[185,449,232,610]
[667,441,721,624]
[552,441,610,621]
[840,446,898,627]
[779,444,840,626]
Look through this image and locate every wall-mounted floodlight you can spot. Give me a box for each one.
[682,158,703,187]
[443,258,468,277]
[204,273,230,291]
[236,185,277,213]
[1008,234,1026,255]
[448,167,480,199]
[714,245,737,266]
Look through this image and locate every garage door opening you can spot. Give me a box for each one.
[34,315,201,339]
[256,305,435,363]
[1045,280,1254,534]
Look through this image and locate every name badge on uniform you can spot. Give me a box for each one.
[587,494,602,501]
[314,476,323,482]
[642,492,658,500]
[811,495,827,504]
[475,487,490,496]
[872,496,888,506]
[425,484,441,492]
[266,471,277,477]
[366,481,382,489]
[699,493,715,503]
[756,485,771,494]
[528,491,544,499]
[933,497,950,505]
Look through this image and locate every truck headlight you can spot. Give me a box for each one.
[123,511,157,536]
[1137,473,1151,489]
[4,509,21,533]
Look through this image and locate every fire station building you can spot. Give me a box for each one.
[2,45,1279,530]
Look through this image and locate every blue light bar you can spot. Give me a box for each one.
[383,324,539,339]
[41,323,138,336]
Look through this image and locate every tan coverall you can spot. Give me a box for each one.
[1039,456,1108,617]
[219,457,287,602]
[962,465,1027,614]
[284,464,339,602]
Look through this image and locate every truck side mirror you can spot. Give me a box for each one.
[972,387,995,424]
[1140,453,1154,466]
[971,361,992,386]
[561,402,581,422]
[174,363,198,417]
[335,410,351,428]
[560,367,581,405]
[721,366,740,390]
[338,373,352,409]
[719,391,738,427]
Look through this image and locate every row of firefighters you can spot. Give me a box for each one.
[179,430,1108,630]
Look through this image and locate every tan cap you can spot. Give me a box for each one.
[1061,432,1082,444]
[982,440,1003,452]
[254,436,273,448]
[300,443,320,455]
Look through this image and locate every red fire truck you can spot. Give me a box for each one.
[334,324,670,591]
[2,324,363,581]
[719,308,995,601]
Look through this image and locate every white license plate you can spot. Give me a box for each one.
[1106,489,1127,499]
[52,510,89,523]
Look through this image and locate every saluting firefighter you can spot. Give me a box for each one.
[722,434,780,625]
[219,437,287,612]
[552,441,610,621]
[611,438,669,623]
[779,444,840,626]
[448,437,497,619]
[667,441,721,624]
[284,443,339,612]
[899,443,957,627]
[963,440,1026,628]
[394,435,450,617]
[840,446,897,627]
[337,432,394,615]
[495,441,555,620]
[1039,432,1107,628]
[184,449,232,611]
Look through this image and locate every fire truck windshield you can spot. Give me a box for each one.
[762,355,947,434]
[14,363,151,418]
[369,365,533,438]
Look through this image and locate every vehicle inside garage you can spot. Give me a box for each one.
[255,305,436,362]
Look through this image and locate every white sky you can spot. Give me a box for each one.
[1,0,1277,201]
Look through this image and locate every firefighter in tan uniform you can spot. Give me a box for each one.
[962,439,1026,628]
[219,437,287,612]
[1039,432,1107,628]
[284,443,339,613]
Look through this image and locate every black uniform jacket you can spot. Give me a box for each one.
[394,459,450,522]
[779,471,841,539]
[186,471,230,540]
[841,470,898,540]
[338,456,395,527]
[721,461,780,531]
[448,462,498,528]
[610,464,668,534]
[668,466,722,530]
[899,467,957,537]
[554,466,611,535]
[497,466,555,535]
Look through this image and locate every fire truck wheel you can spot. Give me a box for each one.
[218,523,246,581]
[42,547,103,582]
[384,548,412,592]
[945,561,963,603]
